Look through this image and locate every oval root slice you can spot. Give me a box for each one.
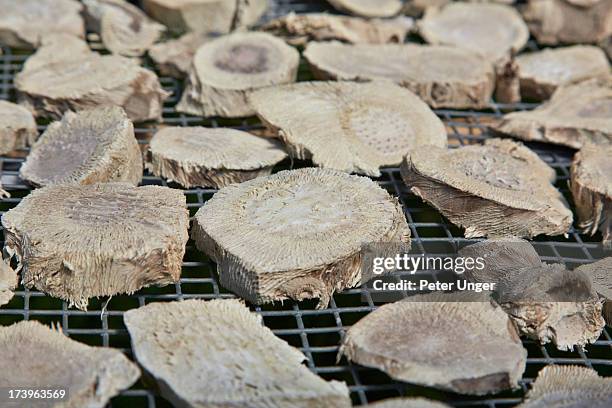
[0,100,37,155]
[327,0,403,18]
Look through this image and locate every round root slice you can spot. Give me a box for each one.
[492,77,612,149]
[143,0,238,34]
[0,260,17,307]
[516,365,612,408]
[123,299,351,408]
[146,126,287,189]
[570,143,612,245]
[177,32,299,118]
[149,32,212,78]
[15,53,169,122]
[340,292,527,395]
[327,0,403,18]
[576,257,612,325]
[83,0,165,57]
[0,100,37,155]
[1,183,189,310]
[401,138,573,238]
[418,2,529,61]
[0,0,85,49]
[517,46,610,101]
[364,398,451,408]
[250,81,447,176]
[303,42,494,109]
[192,168,410,308]
[0,321,140,408]
[19,107,143,188]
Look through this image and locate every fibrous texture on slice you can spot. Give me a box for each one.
[146,126,287,188]
[303,42,494,109]
[20,107,143,187]
[522,0,612,45]
[177,32,299,118]
[84,0,165,57]
[0,260,17,307]
[327,0,402,17]
[124,299,351,407]
[576,257,612,324]
[365,398,451,408]
[492,77,612,149]
[0,0,84,49]
[517,46,610,101]
[0,321,139,408]
[517,365,612,408]
[570,143,612,245]
[21,34,92,73]
[418,2,529,61]
[340,292,527,395]
[250,81,447,176]
[401,139,572,238]
[1,183,189,310]
[149,33,211,78]
[192,168,410,308]
[262,13,413,45]
[0,100,37,155]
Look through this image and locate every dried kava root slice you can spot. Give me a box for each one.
[303,42,494,109]
[83,0,165,57]
[192,168,410,308]
[0,260,17,307]
[0,0,85,49]
[0,321,139,407]
[250,81,447,176]
[177,32,299,118]
[21,34,92,73]
[492,77,612,148]
[517,45,610,101]
[516,365,612,408]
[146,126,287,188]
[365,398,451,408]
[327,0,402,17]
[262,12,413,45]
[570,143,612,245]
[124,298,351,407]
[340,292,527,395]
[149,32,212,78]
[1,183,189,310]
[401,138,573,238]
[459,239,605,350]
[576,257,612,324]
[0,100,37,155]
[20,107,143,187]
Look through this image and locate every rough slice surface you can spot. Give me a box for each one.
[124,298,351,408]
[0,100,37,155]
[0,260,17,307]
[250,81,447,176]
[177,32,299,118]
[21,34,92,73]
[304,42,494,109]
[327,0,402,17]
[576,257,612,324]
[146,126,287,188]
[20,107,143,187]
[192,168,410,308]
[1,183,189,310]
[340,292,527,395]
[0,320,140,408]
[149,33,212,78]
[364,398,451,408]
[401,138,573,238]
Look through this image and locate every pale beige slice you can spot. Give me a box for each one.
[0,260,17,307]
[20,107,143,187]
[401,138,573,238]
[2,183,189,310]
[327,0,402,17]
[192,168,410,308]
[340,292,527,395]
[124,299,351,408]
[304,42,494,109]
[576,257,612,325]
[0,321,140,408]
[0,100,37,155]
[177,32,299,118]
[146,126,287,188]
[250,81,447,176]
[149,32,212,78]
[21,34,91,72]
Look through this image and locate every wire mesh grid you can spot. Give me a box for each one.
[0,1,610,407]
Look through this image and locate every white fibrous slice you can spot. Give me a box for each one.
[149,33,212,78]
[124,299,351,407]
[576,257,612,325]
[0,100,37,155]
[0,260,17,307]
[192,168,410,308]
[327,0,403,18]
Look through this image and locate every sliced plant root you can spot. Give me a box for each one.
[303,42,494,109]
[402,0,450,17]
[0,260,17,307]
[149,32,212,78]
[340,292,527,395]
[401,138,572,238]
[20,107,143,188]
[1,183,189,310]
[250,81,447,176]
[0,100,37,155]
[192,168,410,308]
[492,77,612,149]
[146,126,287,188]
[327,0,402,17]
[0,320,140,407]
[177,32,299,118]
[234,0,269,28]
[576,257,612,325]
[364,398,451,408]
[123,298,351,407]
[494,54,521,104]
[21,34,92,73]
